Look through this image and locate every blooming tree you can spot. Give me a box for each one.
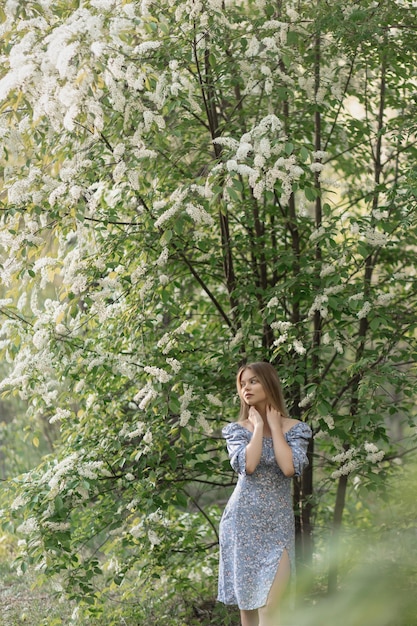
[1,0,417,617]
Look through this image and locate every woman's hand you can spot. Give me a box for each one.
[248,406,264,429]
[266,406,295,476]
[245,407,264,474]
[266,405,283,431]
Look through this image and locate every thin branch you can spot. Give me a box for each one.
[182,488,219,541]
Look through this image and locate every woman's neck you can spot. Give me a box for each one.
[253,402,267,418]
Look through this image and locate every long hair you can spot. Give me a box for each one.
[236,362,288,422]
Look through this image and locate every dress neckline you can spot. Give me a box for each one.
[234,421,302,439]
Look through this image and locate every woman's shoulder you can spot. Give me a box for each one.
[222,421,252,437]
[284,419,312,439]
[282,417,300,434]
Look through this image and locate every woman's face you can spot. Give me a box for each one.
[239,368,267,408]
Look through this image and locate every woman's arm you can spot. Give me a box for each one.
[267,407,295,477]
[245,407,264,474]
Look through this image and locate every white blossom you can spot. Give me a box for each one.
[298,390,315,409]
[179,409,192,427]
[156,247,169,266]
[148,529,161,546]
[364,226,389,247]
[266,296,278,308]
[32,329,49,350]
[43,521,71,531]
[357,301,371,319]
[312,150,328,160]
[196,413,212,434]
[17,517,39,535]
[229,328,243,348]
[78,460,104,480]
[185,202,214,226]
[331,459,359,479]
[166,357,182,373]
[308,294,328,318]
[309,227,326,242]
[143,430,153,445]
[349,292,364,301]
[11,494,28,510]
[375,293,394,306]
[292,339,306,355]
[322,414,335,429]
[144,365,172,383]
[310,162,324,173]
[332,448,356,464]
[333,339,343,354]
[49,407,72,424]
[372,209,389,220]
[138,387,157,410]
[206,393,222,407]
[236,141,252,160]
[126,422,146,439]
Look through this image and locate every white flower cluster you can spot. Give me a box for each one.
[322,333,344,355]
[206,393,222,407]
[357,300,371,320]
[157,320,191,355]
[121,420,145,440]
[166,357,182,373]
[144,365,172,384]
[11,494,28,511]
[308,285,344,319]
[330,447,359,478]
[364,441,385,463]
[17,517,39,535]
[229,328,244,349]
[331,442,385,479]
[213,114,304,205]
[133,384,157,410]
[292,339,306,355]
[271,320,292,347]
[196,413,212,434]
[363,226,389,247]
[350,222,390,248]
[298,390,315,409]
[321,414,335,430]
[129,508,169,548]
[308,293,329,319]
[154,188,188,228]
[49,407,72,424]
[266,296,279,308]
[41,452,79,498]
[375,292,395,306]
[179,384,194,427]
[78,460,105,480]
[185,202,214,226]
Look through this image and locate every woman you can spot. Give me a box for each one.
[217,362,312,626]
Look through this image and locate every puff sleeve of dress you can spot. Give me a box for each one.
[222,422,250,475]
[286,421,311,476]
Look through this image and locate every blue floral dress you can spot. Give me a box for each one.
[217,421,311,611]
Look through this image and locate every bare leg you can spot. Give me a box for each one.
[240,609,259,626]
[258,549,291,626]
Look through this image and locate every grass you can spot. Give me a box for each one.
[0,557,241,626]
[0,562,75,626]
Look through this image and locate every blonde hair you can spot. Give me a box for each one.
[236,361,288,422]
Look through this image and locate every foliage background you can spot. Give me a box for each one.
[0,0,416,623]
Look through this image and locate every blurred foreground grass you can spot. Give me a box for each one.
[281,462,417,626]
[0,558,75,626]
